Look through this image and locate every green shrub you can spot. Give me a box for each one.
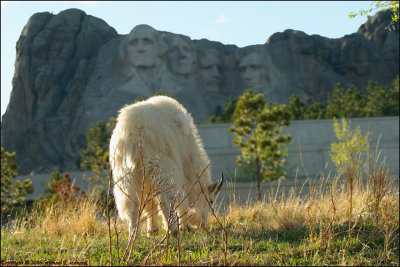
[1,147,34,215]
[330,118,370,172]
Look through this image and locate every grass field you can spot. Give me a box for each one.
[1,158,399,266]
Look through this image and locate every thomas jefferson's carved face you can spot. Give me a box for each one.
[126,25,158,68]
[167,36,196,76]
[239,53,267,88]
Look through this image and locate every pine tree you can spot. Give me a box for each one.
[1,147,34,214]
[287,95,305,120]
[230,89,291,201]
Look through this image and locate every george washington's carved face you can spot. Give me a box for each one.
[126,25,158,68]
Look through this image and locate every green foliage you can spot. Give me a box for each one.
[287,96,328,120]
[135,89,167,103]
[230,89,292,183]
[303,101,326,119]
[288,78,398,120]
[134,95,145,103]
[349,1,399,24]
[1,147,34,214]
[208,78,398,123]
[80,118,116,195]
[393,75,399,91]
[80,121,109,171]
[287,95,306,120]
[326,84,367,118]
[207,97,237,123]
[34,167,63,208]
[364,80,399,117]
[43,167,64,204]
[330,118,370,172]
[154,89,167,96]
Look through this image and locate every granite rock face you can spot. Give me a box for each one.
[1,9,398,174]
[2,9,118,173]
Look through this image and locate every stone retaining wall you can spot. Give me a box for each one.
[18,117,399,201]
[199,116,399,181]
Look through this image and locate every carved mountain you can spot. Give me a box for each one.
[1,8,398,175]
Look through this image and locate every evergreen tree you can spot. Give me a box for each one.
[304,102,326,119]
[79,118,116,195]
[44,167,63,201]
[287,95,305,120]
[80,121,110,171]
[326,84,366,118]
[207,96,237,123]
[230,89,291,201]
[1,147,34,215]
[365,79,399,116]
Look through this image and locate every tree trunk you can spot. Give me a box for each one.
[256,157,261,202]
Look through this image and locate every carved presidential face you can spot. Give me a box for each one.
[126,25,158,68]
[239,53,268,88]
[198,51,222,93]
[167,36,196,77]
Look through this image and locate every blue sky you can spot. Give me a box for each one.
[1,1,377,118]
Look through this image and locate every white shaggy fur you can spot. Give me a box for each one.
[110,96,221,235]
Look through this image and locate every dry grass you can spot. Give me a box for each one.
[8,196,107,240]
[1,148,399,265]
[221,160,398,237]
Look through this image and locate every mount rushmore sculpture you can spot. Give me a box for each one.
[1,8,398,174]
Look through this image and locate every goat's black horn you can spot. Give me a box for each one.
[217,172,224,192]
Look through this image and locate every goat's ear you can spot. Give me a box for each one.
[208,181,219,194]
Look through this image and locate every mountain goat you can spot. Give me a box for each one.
[109,95,223,236]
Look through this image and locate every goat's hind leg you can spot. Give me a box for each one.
[144,197,160,236]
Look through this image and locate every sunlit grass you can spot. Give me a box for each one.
[1,156,399,266]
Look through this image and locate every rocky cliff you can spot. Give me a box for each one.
[1,9,398,175]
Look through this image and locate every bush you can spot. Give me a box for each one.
[330,118,370,172]
[1,147,34,216]
[34,168,85,210]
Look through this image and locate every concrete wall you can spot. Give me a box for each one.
[198,116,399,182]
[18,116,399,201]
